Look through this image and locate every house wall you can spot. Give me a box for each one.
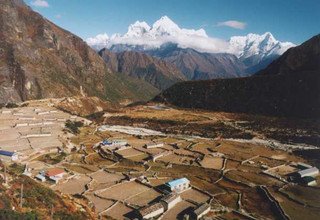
[162,196,182,211]
[142,207,164,219]
[196,207,210,219]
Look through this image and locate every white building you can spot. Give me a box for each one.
[160,193,181,211]
[139,203,164,219]
[101,139,128,148]
[297,167,319,178]
[45,168,65,183]
[165,178,190,193]
[144,143,164,149]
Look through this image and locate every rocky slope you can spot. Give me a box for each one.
[154,34,320,118]
[0,0,158,104]
[99,49,186,90]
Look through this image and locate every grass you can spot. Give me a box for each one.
[35,153,67,165]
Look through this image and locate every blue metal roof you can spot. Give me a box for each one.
[166,178,190,188]
[0,150,15,157]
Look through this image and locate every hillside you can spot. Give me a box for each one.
[154,35,320,118]
[257,34,320,75]
[0,0,158,104]
[99,49,185,90]
[146,44,247,80]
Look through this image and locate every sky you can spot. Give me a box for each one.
[27,0,320,44]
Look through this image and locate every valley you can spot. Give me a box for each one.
[0,99,319,219]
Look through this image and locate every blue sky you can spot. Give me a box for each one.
[28,0,320,44]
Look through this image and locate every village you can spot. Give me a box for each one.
[0,101,320,220]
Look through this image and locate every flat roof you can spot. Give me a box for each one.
[161,193,180,203]
[166,178,190,188]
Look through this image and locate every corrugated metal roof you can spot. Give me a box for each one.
[0,150,15,157]
[166,178,190,188]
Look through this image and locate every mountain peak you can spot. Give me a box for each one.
[152,16,180,35]
[229,32,295,59]
[126,21,151,37]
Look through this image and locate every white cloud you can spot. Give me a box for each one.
[31,0,49,8]
[55,14,62,19]
[86,16,295,57]
[217,20,247,30]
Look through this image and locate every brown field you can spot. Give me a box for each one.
[129,154,150,162]
[148,177,172,187]
[138,147,167,155]
[63,163,99,174]
[85,193,115,213]
[85,153,115,166]
[267,164,297,176]
[242,188,279,219]
[125,189,161,206]
[174,148,198,157]
[188,176,225,195]
[180,188,210,204]
[89,170,124,184]
[225,170,282,186]
[200,156,224,170]
[104,202,133,219]
[215,192,238,210]
[280,185,320,208]
[271,189,320,220]
[53,175,91,195]
[252,156,287,168]
[116,148,145,158]
[158,154,194,165]
[97,181,150,201]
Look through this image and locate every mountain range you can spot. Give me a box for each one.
[88,16,295,80]
[154,34,320,118]
[0,0,159,104]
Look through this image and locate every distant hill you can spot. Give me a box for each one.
[0,0,158,104]
[99,49,186,90]
[154,34,320,118]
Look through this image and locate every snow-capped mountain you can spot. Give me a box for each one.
[87,16,228,53]
[87,16,296,79]
[228,32,296,73]
[87,16,295,58]
[229,32,295,60]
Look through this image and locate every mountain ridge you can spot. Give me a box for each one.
[154,34,320,118]
[99,48,186,90]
